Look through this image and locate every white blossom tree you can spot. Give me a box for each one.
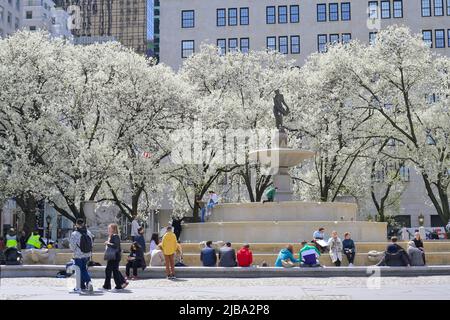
[287,42,375,202]
[178,45,294,206]
[346,26,450,223]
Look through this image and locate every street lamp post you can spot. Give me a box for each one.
[46,215,52,246]
[418,213,425,227]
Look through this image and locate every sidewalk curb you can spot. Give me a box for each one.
[1,265,450,278]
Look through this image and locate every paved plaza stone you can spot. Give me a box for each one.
[1,276,450,300]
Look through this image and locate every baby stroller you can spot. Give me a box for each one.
[4,247,23,265]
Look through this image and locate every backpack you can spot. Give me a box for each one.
[78,230,93,253]
[4,248,22,265]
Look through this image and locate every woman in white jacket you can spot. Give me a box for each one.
[149,244,165,266]
[327,231,343,266]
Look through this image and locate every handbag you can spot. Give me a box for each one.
[104,246,118,261]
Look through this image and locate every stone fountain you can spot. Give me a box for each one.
[180,90,387,243]
[248,130,314,201]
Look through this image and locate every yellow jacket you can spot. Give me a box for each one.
[161,231,178,255]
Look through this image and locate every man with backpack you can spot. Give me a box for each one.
[69,218,94,292]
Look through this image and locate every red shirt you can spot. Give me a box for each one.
[237,247,253,267]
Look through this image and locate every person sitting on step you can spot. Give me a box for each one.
[275,244,299,268]
[200,240,217,267]
[299,241,321,267]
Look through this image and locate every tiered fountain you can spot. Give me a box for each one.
[180,91,386,243]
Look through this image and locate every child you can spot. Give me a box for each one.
[125,242,145,280]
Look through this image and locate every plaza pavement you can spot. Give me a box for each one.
[1,276,450,300]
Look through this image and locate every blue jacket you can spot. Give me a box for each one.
[274,248,300,267]
[200,247,217,266]
[134,235,146,253]
[342,239,355,252]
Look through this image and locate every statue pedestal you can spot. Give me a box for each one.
[273,169,293,201]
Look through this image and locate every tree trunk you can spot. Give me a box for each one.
[422,173,450,225]
[193,194,201,222]
[15,193,37,234]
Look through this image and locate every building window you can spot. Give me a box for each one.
[7,11,12,25]
[435,29,445,48]
[448,29,450,47]
[266,6,276,24]
[181,40,194,58]
[342,33,352,43]
[381,1,391,18]
[329,3,339,21]
[217,8,226,26]
[14,17,18,28]
[278,6,288,23]
[318,34,327,52]
[290,35,300,54]
[29,25,36,30]
[369,32,378,45]
[290,5,299,23]
[279,36,288,54]
[422,0,431,16]
[267,36,276,51]
[228,38,238,52]
[368,1,378,19]
[434,0,444,15]
[240,38,249,53]
[228,8,238,26]
[341,2,351,20]
[393,0,403,17]
[240,7,249,25]
[26,10,32,19]
[422,30,432,47]
[330,34,339,43]
[317,4,327,21]
[217,39,226,55]
[15,0,19,11]
[0,6,3,23]
[181,10,194,28]
[447,0,450,15]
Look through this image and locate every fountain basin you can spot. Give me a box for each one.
[209,201,358,222]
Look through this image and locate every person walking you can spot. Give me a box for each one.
[103,223,128,291]
[69,218,94,292]
[342,232,356,266]
[237,244,253,267]
[161,226,178,279]
[200,241,217,267]
[262,186,277,203]
[218,242,237,267]
[130,216,140,242]
[125,242,145,280]
[327,231,343,266]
